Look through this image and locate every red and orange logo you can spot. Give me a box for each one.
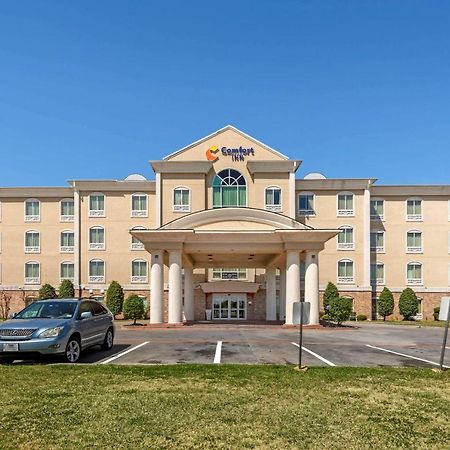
[205,145,219,162]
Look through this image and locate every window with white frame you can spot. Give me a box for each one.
[337,226,354,250]
[173,187,190,212]
[25,199,40,222]
[298,192,315,215]
[89,193,105,217]
[212,268,247,280]
[60,231,75,253]
[337,192,354,216]
[25,231,40,253]
[25,261,40,284]
[60,199,75,222]
[407,230,422,253]
[131,193,148,217]
[406,198,422,221]
[131,259,148,283]
[370,230,385,252]
[89,259,105,283]
[370,262,385,285]
[131,226,146,250]
[370,199,384,221]
[89,227,105,250]
[265,186,282,212]
[407,262,422,285]
[338,259,354,283]
[60,262,74,282]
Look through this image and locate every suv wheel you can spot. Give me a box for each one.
[101,328,114,351]
[64,337,81,363]
[0,357,14,365]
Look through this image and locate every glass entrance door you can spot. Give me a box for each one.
[212,294,247,320]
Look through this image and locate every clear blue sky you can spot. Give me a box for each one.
[1,1,449,186]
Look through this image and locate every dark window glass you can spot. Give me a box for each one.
[90,301,106,316]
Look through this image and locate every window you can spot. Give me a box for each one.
[407,230,422,253]
[406,198,422,221]
[60,199,75,222]
[407,262,422,285]
[212,268,247,280]
[212,169,246,208]
[415,298,423,320]
[131,259,148,283]
[25,231,40,253]
[60,231,75,253]
[370,199,384,221]
[265,186,282,212]
[89,259,105,283]
[25,261,40,284]
[60,262,74,281]
[370,231,385,253]
[90,301,107,316]
[298,192,315,215]
[89,227,105,250]
[371,262,385,285]
[337,192,354,216]
[173,187,190,212]
[25,199,40,222]
[300,261,305,280]
[337,226,354,250]
[131,226,146,250]
[337,259,354,284]
[131,193,148,217]
[89,193,105,217]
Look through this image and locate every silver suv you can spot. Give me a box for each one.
[0,299,115,364]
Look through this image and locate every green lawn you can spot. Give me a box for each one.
[366,320,446,327]
[0,366,449,449]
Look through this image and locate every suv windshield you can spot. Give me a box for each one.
[15,301,78,319]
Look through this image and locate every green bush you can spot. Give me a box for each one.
[377,287,394,321]
[320,314,328,321]
[328,297,353,325]
[38,283,57,300]
[433,307,440,321]
[105,281,124,318]
[58,279,75,298]
[399,288,419,320]
[323,282,339,310]
[357,314,367,321]
[123,295,145,325]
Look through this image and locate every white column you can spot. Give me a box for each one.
[305,250,320,325]
[150,251,164,324]
[168,251,183,324]
[279,267,286,320]
[265,267,277,321]
[285,251,300,325]
[184,266,194,321]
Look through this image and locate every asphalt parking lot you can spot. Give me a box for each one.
[67,322,449,368]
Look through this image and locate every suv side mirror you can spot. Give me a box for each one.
[8,312,17,319]
[80,311,93,320]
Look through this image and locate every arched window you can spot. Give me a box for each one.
[24,230,40,253]
[89,259,105,283]
[131,259,148,283]
[89,226,105,250]
[337,225,354,250]
[337,259,354,284]
[60,230,75,253]
[60,261,75,281]
[89,193,105,217]
[173,187,190,212]
[25,261,40,284]
[131,226,147,250]
[212,169,247,208]
[406,198,422,221]
[60,198,75,222]
[25,198,40,222]
[265,186,282,212]
[337,192,354,216]
[131,193,148,217]
[406,230,422,253]
[407,262,422,285]
[370,262,385,285]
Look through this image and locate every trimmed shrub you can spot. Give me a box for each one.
[377,287,394,321]
[323,282,339,310]
[357,314,367,321]
[105,281,124,318]
[123,295,145,325]
[399,288,419,320]
[328,296,353,325]
[38,283,57,300]
[433,307,440,321]
[59,279,75,298]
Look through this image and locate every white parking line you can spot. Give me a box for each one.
[366,344,449,369]
[213,341,222,364]
[291,342,336,367]
[100,341,149,365]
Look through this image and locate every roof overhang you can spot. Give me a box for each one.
[247,160,301,174]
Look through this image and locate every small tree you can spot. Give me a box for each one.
[0,291,12,320]
[59,279,75,298]
[399,288,419,320]
[39,283,57,300]
[123,295,145,325]
[323,282,339,310]
[106,281,124,318]
[377,287,394,321]
[328,296,353,326]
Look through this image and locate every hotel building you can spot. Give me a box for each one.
[0,125,449,324]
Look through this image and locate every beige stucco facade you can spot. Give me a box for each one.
[1,125,449,322]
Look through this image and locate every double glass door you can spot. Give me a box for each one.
[212,294,246,320]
